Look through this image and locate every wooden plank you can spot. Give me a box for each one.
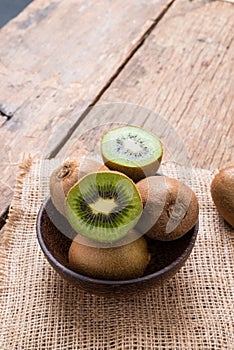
[0,0,173,217]
[60,0,234,171]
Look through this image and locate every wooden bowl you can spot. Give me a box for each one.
[36,197,199,297]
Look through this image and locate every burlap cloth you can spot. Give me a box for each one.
[0,158,233,350]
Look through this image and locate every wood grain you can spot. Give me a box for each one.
[0,0,172,217]
[60,0,234,171]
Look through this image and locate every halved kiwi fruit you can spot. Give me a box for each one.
[101,125,163,182]
[66,171,143,243]
[211,165,234,228]
[136,176,199,241]
[68,233,150,280]
[49,158,108,216]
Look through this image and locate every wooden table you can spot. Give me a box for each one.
[0,0,233,227]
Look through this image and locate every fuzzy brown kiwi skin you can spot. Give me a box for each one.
[102,154,163,183]
[211,165,234,228]
[136,176,199,241]
[49,159,108,216]
[68,233,151,280]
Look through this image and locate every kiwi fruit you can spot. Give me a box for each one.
[49,158,108,216]
[101,125,163,182]
[68,233,150,280]
[210,165,234,228]
[66,171,143,243]
[136,176,199,241]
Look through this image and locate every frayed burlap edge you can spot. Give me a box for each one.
[0,156,33,287]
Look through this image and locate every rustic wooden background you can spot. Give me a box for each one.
[0,0,233,226]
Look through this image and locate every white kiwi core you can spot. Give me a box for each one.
[123,139,142,153]
[89,198,118,215]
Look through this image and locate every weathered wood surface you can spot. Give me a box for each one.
[0,0,233,222]
[60,0,234,171]
[0,0,172,218]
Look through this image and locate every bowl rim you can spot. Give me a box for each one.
[36,196,199,286]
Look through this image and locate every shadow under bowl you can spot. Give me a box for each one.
[36,197,199,297]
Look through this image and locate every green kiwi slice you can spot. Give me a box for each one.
[66,171,143,243]
[101,125,163,182]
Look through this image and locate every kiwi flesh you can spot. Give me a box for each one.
[136,176,199,241]
[101,125,163,182]
[211,165,234,228]
[66,171,143,243]
[68,233,150,280]
[49,158,108,216]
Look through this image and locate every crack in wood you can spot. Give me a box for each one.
[0,0,176,224]
[0,207,8,230]
[0,103,13,120]
[49,0,176,159]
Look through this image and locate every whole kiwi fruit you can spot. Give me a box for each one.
[68,233,150,280]
[101,125,163,182]
[136,176,199,241]
[50,158,108,216]
[210,165,234,228]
